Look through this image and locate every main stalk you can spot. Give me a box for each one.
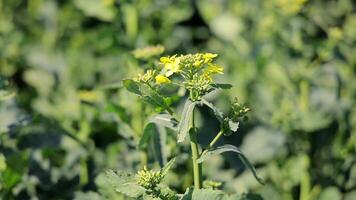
[189,110,202,188]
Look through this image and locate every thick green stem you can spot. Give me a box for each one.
[189,110,202,188]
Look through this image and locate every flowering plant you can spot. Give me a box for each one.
[106,53,263,199]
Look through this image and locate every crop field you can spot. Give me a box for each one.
[0,0,355,200]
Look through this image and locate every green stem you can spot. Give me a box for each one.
[201,129,224,156]
[189,110,202,188]
[300,172,310,200]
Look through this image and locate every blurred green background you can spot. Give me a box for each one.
[0,0,355,199]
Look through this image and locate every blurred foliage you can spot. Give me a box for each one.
[0,0,355,199]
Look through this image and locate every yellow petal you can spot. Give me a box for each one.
[155,75,171,84]
[160,56,171,64]
[203,53,218,63]
[206,63,224,74]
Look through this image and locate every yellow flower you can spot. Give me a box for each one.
[160,55,180,76]
[203,53,218,63]
[155,75,171,84]
[193,60,203,67]
[160,56,173,64]
[205,63,224,74]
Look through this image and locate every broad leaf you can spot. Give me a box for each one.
[123,79,142,95]
[197,145,264,184]
[140,84,172,113]
[105,170,145,198]
[181,188,225,200]
[177,99,197,143]
[123,79,172,113]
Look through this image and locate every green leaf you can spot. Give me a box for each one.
[201,99,225,123]
[161,157,176,176]
[177,99,197,143]
[123,79,142,95]
[139,123,156,150]
[211,83,233,90]
[318,187,342,200]
[151,124,167,166]
[74,191,103,200]
[197,144,264,184]
[181,188,225,200]
[123,80,172,113]
[180,188,263,200]
[75,0,116,21]
[202,99,239,134]
[149,114,178,131]
[140,85,172,113]
[105,170,145,198]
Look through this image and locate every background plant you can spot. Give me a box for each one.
[0,0,355,199]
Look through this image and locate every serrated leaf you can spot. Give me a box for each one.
[149,114,178,131]
[161,157,176,176]
[197,145,264,184]
[177,99,197,143]
[105,170,145,198]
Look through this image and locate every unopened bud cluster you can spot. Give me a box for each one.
[137,166,164,190]
[231,98,251,121]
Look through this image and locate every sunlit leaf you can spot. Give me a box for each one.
[105,170,144,198]
[177,99,197,143]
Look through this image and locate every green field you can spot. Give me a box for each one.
[0,0,355,199]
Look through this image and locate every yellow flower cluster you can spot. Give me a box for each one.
[155,53,223,85]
